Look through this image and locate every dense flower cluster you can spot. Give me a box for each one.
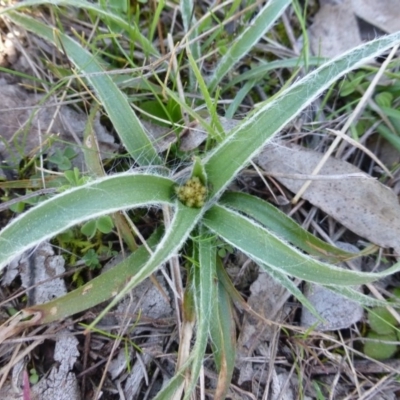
[175,176,207,208]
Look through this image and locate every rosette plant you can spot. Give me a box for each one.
[1,1,400,398]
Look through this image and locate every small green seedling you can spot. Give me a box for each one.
[82,249,101,269]
[47,147,77,171]
[364,291,400,360]
[81,215,114,238]
[29,368,39,384]
[217,240,234,258]
[63,168,87,187]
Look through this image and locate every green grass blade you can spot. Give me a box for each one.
[208,0,291,92]
[7,11,161,165]
[184,232,216,399]
[186,48,224,140]
[27,229,163,324]
[1,0,158,55]
[0,173,174,270]
[180,0,201,90]
[225,79,256,118]
[204,204,400,285]
[220,192,356,263]
[180,0,200,58]
[324,285,400,308]
[204,32,400,197]
[152,373,186,400]
[149,0,165,43]
[223,57,326,91]
[376,124,400,153]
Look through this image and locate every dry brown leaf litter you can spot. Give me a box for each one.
[301,243,363,331]
[309,0,400,58]
[0,79,116,171]
[257,141,400,255]
[1,243,79,400]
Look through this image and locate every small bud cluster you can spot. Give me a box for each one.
[175,176,207,208]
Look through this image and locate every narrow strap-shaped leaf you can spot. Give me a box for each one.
[220,192,356,263]
[324,285,400,308]
[0,0,158,55]
[183,231,216,399]
[217,257,321,324]
[209,277,236,400]
[223,57,326,91]
[152,368,186,400]
[180,0,201,90]
[208,0,292,92]
[7,11,161,166]
[204,204,400,285]
[259,263,322,321]
[26,229,163,324]
[0,173,174,270]
[204,32,400,196]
